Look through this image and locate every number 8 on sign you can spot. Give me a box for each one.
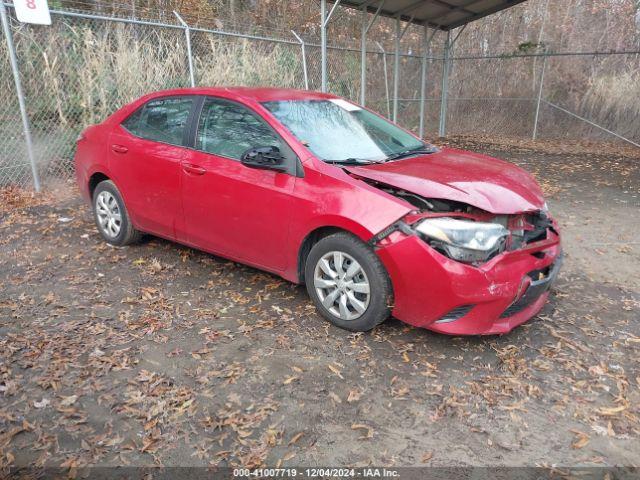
[14,0,52,25]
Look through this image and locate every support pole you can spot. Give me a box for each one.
[360,7,367,105]
[375,41,391,119]
[438,30,451,137]
[393,16,400,122]
[320,0,327,92]
[174,11,195,87]
[532,49,548,140]
[291,30,308,90]
[320,0,342,93]
[360,1,385,106]
[419,26,437,139]
[0,3,41,191]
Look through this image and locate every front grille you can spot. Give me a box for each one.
[435,304,474,324]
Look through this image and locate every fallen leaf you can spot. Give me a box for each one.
[329,392,342,403]
[288,432,304,446]
[597,405,627,416]
[33,398,50,409]
[60,395,78,407]
[347,389,362,403]
[351,423,374,439]
[571,429,590,449]
[328,364,344,379]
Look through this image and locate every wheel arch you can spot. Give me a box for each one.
[295,218,376,284]
[88,172,110,199]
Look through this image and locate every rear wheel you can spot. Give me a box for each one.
[93,180,142,246]
[305,232,392,331]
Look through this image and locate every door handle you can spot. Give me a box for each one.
[182,163,206,176]
[111,144,128,154]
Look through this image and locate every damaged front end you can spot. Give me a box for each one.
[362,180,562,334]
[369,181,559,267]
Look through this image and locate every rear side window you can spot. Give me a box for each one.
[122,97,193,146]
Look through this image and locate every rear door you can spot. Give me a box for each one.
[108,96,195,239]
[180,96,298,272]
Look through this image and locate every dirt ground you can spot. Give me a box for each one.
[1,137,639,474]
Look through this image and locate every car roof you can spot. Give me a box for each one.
[145,87,340,103]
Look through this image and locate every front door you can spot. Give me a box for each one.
[180,97,297,272]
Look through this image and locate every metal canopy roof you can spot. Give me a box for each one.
[340,0,527,30]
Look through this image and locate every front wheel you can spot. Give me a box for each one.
[305,232,393,331]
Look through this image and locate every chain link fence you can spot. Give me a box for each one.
[1,3,639,190]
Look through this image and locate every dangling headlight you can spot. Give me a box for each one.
[415,217,509,264]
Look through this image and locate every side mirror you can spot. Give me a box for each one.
[241,146,287,172]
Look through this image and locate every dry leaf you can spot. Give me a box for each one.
[597,405,627,416]
[60,395,78,406]
[347,389,362,403]
[351,423,374,439]
[328,364,344,379]
[33,398,50,409]
[570,429,590,449]
[288,432,304,446]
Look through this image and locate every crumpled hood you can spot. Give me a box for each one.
[345,147,546,214]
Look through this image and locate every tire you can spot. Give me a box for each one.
[304,232,393,332]
[92,180,142,246]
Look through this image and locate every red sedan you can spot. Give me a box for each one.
[74,87,562,334]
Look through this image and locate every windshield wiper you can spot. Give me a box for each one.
[384,145,438,162]
[324,158,380,166]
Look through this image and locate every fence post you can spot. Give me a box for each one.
[392,14,413,124]
[532,48,548,140]
[375,41,391,119]
[360,6,367,105]
[174,11,195,87]
[291,30,309,90]
[0,2,41,192]
[438,30,451,138]
[360,2,385,107]
[320,0,327,92]
[392,16,400,122]
[320,0,342,93]
[419,26,437,140]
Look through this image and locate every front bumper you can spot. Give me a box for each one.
[376,229,562,335]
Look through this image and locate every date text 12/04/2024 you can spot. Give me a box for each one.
[233,468,400,478]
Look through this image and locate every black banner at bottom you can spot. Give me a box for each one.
[4,466,640,480]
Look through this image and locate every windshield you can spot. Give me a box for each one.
[262,99,430,163]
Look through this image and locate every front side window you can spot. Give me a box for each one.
[262,99,427,163]
[196,98,283,160]
[122,97,193,146]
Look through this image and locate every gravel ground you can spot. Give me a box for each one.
[1,138,639,475]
